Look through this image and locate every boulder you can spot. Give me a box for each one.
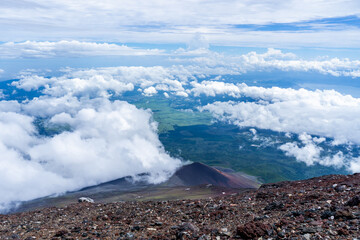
[78,197,94,203]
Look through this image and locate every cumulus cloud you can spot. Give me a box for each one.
[279,133,345,168]
[13,66,193,99]
[11,64,360,136]
[0,41,164,58]
[201,85,360,144]
[0,66,188,212]
[349,158,360,172]
[0,98,182,212]
[200,83,360,172]
[143,86,158,96]
[177,48,360,78]
[10,48,358,100]
[191,81,242,97]
[2,46,360,78]
[11,64,360,144]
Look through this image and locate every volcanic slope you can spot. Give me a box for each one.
[1,173,360,239]
[14,162,259,212]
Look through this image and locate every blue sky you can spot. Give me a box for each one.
[0,0,359,78]
[233,15,360,31]
[0,0,359,46]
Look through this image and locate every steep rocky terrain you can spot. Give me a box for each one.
[1,173,360,239]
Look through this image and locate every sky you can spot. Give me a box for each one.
[0,0,359,48]
[0,0,360,212]
[0,0,359,78]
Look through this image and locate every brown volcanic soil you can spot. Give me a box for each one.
[1,173,360,239]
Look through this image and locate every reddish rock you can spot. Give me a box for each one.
[0,173,360,239]
[53,230,69,237]
[236,221,272,239]
[337,227,349,236]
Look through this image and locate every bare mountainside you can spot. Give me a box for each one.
[13,162,259,213]
[1,173,360,239]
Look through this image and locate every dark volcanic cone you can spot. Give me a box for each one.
[167,162,259,188]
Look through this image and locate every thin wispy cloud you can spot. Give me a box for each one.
[0,41,164,58]
[0,0,359,47]
[233,15,360,32]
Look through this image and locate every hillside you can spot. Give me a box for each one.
[1,173,359,239]
[13,162,259,213]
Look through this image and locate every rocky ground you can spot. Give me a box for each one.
[1,173,360,239]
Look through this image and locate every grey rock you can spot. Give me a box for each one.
[302,233,311,240]
[78,197,94,203]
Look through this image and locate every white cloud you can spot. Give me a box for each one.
[187,33,209,50]
[178,48,360,78]
[12,66,194,99]
[191,81,242,97]
[279,133,345,168]
[206,28,360,49]
[143,86,158,96]
[2,46,360,78]
[349,158,360,172]
[0,0,359,47]
[201,85,360,144]
[175,91,189,97]
[200,84,360,172]
[0,66,189,212]
[249,128,257,135]
[246,128,277,148]
[0,98,182,212]
[13,73,135,97]
[0,41,164,58]
[50,48,360,93]
[10,62,360,140]
[2,0,359,28]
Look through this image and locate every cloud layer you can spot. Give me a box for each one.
[199,83,360,171]
[200,84,360,144]
[0,71,183,212]
[0,0,359,47]
[0,41,164,58]
[0,42,359,80]
[1,57,360,211]
[13,65,195,99]
[177,48,360,78]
